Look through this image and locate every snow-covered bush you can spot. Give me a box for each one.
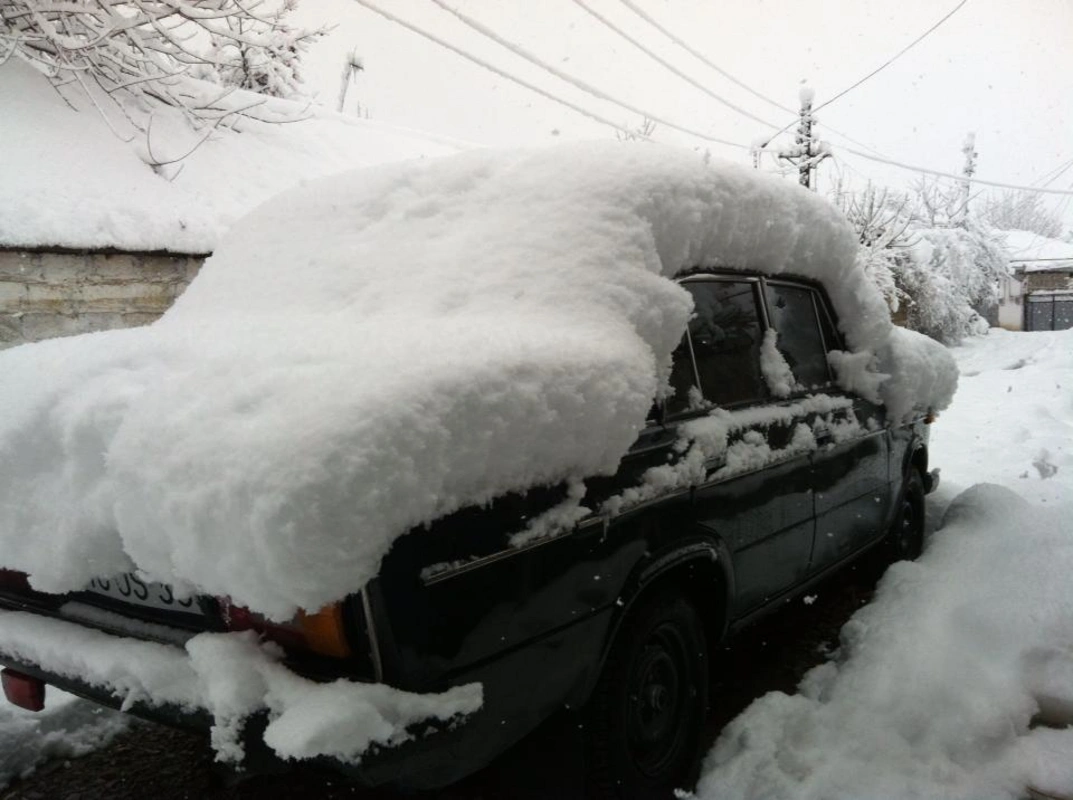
[901,222,1008,343]
[835,179,1010,344]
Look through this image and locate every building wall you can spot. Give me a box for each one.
[996,270,1073,331]
[0,248,205,350]
[997,273,1024,331]
[1023,271,1073,293]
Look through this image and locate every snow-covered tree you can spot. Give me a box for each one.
[615,116,656,142]
[834,177,1010,345]
[979,190,1064,238]
[912,176,971,229]
[194,0,322,99]
[0,0,323,120]
[833,183,913,313]
[899,220,1008,343]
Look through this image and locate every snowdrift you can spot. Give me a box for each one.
[0,143,956,618]
[696,485,1073,800]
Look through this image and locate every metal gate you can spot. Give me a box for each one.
[1026,293,1073,331]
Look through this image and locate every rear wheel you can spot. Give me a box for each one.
[887,468,925,562]
[584,591,708,800]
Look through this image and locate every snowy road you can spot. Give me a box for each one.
[2,328,1071,799]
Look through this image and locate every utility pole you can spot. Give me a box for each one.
[776,85,830,190]
[958,131,977,224]
[337,50,365,114]
[796,86,816,189]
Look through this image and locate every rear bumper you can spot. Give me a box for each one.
[0,608,481,786]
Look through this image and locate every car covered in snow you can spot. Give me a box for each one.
[0,144,954,798]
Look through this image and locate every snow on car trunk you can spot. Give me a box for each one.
[0,143,955,619]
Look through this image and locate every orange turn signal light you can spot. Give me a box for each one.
[220,598,351,659]
[296,604,352,659]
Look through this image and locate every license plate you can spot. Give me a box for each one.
[85,573,204,616]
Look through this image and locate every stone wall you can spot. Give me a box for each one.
[0,248,205,349]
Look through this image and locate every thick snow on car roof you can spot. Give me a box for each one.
[0,143,955,619]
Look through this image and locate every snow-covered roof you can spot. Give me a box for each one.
[0,143,956,619]
[0,60,461,253]
[999,229,1073,273]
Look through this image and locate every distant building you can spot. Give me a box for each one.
[995,231,1073,332]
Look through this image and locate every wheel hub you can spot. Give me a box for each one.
[627,628,690,777]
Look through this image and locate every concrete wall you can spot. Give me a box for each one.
[0,248,205,350]
[1023,271,1073,293]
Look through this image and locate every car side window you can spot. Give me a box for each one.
[764,283,831,389]
[665,333,699,417]
[670,280,768,409]
[815,294,843,353]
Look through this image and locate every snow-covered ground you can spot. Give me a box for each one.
[3,327,1069,794]
[696,327,1073,800]
[0,689,128,788]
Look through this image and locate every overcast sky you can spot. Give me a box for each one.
[293,0,1073,230]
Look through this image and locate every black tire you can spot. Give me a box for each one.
[584,591,708,800]
[887,467,925,563]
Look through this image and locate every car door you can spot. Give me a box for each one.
[761,280,892,572]
[669,277,816,617]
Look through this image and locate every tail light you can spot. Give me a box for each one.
[218,599,352,659]
[2,668,45,712]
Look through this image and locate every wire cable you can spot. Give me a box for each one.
[615,0,795,116]
[614,0,900,162]
[350,0,654,140]
[840,145,1073,196]
[815,0,971,112]
[570,0,782,132]
[427,0,749,149]
[1037,158,1073,188]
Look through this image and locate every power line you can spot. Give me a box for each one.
[615,1,907,164]
[570,0,782,132]
[1037,158,1073,188]
[1028,157,1073,186]
[840,145,1073,196]
[351,0,643,140]
[615,0,794,116]
[427,0,749,150]
[815,0,971,112]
